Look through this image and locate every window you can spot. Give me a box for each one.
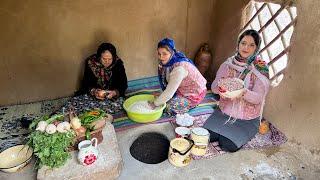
[241,0,297,86]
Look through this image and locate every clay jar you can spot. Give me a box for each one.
[194,43,212,76]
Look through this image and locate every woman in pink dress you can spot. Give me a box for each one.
[204,30,270,152]
[150,38,207,114]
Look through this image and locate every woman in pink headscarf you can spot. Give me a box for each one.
[204,30,270,152]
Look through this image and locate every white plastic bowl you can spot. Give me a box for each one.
[176,113,194,127]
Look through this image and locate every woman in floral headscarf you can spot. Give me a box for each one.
[150,38,207,114]
[77,42,128,100]
[203,30,270,152]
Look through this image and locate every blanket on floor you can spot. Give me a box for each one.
[170,114,287,160]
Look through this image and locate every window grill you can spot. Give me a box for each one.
[241,0,297,86]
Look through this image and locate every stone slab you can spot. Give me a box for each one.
[37,122,122,180]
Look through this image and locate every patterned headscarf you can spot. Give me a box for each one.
[235,30,269,78]
[157,38,194,90]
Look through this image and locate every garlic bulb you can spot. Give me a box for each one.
[36,121,48,132]
[45,124,57,134]
[56,122,71,133]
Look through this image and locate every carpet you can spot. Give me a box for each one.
[112,76,218,131]
[170,114,287,160]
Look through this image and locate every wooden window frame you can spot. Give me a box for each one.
[241,0,297,82]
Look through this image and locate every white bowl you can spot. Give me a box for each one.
[176,113,194,127]
[219,78,245,99]
[175,127,191,138]
[0,145,33,173]
[222,88,245,99]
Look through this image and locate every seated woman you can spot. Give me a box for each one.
[77,42,128,99]
[61,43,128,114]
[203,30,270,152]
[151,38,207,114]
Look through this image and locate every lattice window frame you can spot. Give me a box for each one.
[241,0,297,86]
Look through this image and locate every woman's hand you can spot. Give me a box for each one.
[90,88,97,96]
[147,101,157,110]
[105,90,117,99]
[218,86,230,99]
[94,89,107,100]
[219,88,247,100]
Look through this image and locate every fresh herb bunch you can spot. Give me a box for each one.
[27,130,75,168]
[29,114,64,130]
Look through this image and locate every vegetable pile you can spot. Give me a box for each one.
[27,109,107,169]
[27,114,75,168]
[78,109,107,140]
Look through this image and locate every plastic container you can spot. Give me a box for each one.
[123,94,166,123]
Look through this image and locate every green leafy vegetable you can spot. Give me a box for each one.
[85,129,91,140]
[27,130,75,168]
[29,114,64,130]
[46,114,64,124]
[79,109,106,127]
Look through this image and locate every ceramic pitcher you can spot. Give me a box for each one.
[77,138,99,166]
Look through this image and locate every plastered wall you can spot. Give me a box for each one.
[0,0,214,105]
[208,0,250,83]
[264,0,320,149]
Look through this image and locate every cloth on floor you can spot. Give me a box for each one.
[57,94,125,115]
[203,108,260,149]
[170,114,287,160]
[0,76,215,152]
[0,98,69,152]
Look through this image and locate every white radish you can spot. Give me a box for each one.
[45,124,57,134]
[36,121,48,132]
[56,122,71,133]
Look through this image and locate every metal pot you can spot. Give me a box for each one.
[190,127,209,156]
[168,138,194,167]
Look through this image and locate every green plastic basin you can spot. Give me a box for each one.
[123,94,166,123]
